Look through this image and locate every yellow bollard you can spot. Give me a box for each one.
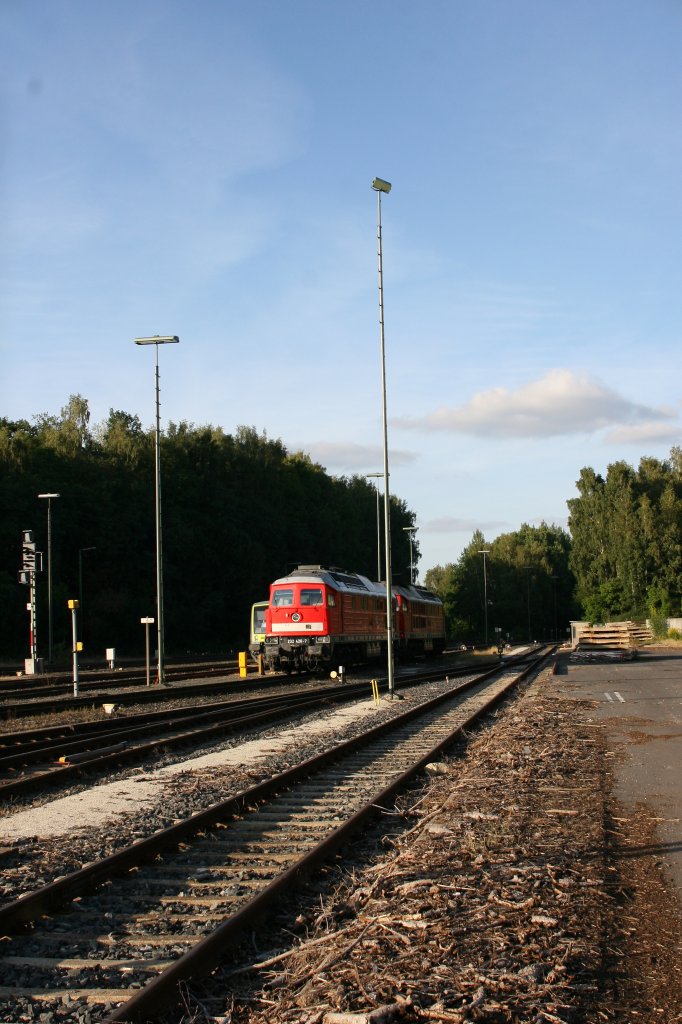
[238,651,248,678]
[371,678,380,705]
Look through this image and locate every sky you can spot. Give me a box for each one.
[2,0,681,579]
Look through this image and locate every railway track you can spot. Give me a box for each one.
[0,659,310,724]
[0,686,338,801]
[0,659,236,699]
[0,648,477,715]
[0,671,442,800]
[0,671,256,723]
[0,648,551,1023]
[0,654,530,800]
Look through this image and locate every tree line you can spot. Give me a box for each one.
[424,523,578,645]
[0,396,417,662]
[423,448,682,642]
[3,396,680,662]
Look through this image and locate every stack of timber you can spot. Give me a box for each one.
[570,620,653,663]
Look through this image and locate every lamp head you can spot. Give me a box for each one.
[38,493,60,499]
[134,336,180,345]
[372,177,392,194]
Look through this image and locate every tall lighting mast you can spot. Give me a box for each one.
[478,549,490,645]
[134,335,180,684]
[372,176,395,698]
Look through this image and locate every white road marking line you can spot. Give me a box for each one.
[605,692,614,702]
[614,691,625,702]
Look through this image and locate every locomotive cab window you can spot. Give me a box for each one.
[253,607,266,631]
[300,588,323,606]
[327,593,336,607]
[272,589,294,607]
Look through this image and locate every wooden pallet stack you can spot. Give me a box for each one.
[570,621,653,662]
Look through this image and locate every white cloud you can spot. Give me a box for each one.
[297,441,417,471]
[423,516,509,534]
[394,369,676,439]
[604,422,682,445]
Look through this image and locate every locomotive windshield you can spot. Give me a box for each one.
[253,606,266,632]
[300,588,323,606]
[272,588,294,607]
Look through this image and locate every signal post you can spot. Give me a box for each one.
[18,529,42,675]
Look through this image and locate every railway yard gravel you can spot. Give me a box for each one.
[0,664,680,1023]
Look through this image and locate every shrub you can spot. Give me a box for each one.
[650,611,669,639]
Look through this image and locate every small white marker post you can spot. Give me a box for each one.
[140,617,155,686]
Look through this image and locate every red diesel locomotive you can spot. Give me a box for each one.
[263,565,445,672]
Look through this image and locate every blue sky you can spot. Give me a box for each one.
[2,0,681,578]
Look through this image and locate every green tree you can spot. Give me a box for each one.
[569,449,682,621]
[423,563,457,600]
[432,524,576,644]
[35,394,92,455]
[96,409,147,466]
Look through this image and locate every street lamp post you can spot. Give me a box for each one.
[372,175,395,698]
[37,493,60,663]
[403,526,418,584]
[78,546,96,645]
[134,335,180,684]
[478,549,490,646]
[366,473,383,580]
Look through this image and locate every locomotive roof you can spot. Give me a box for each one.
[270,566,442,604]
[393,583,443,605]
[271,565,384,595]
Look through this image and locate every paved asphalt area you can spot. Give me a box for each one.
[551,647,682,898]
